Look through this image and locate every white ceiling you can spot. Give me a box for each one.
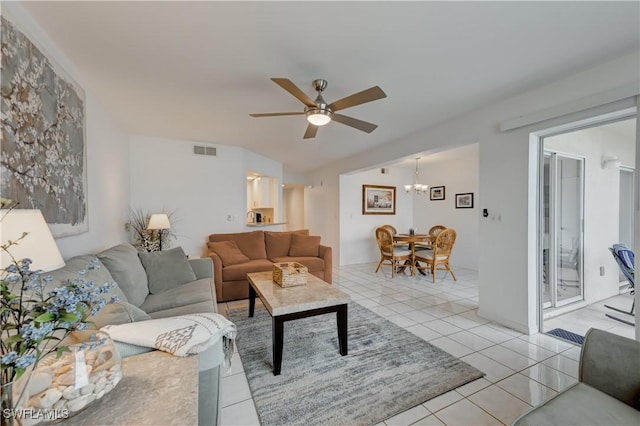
[20,1,640,174]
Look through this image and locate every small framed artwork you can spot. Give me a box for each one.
[430,186,445,201]
[455,193,474,209]
[363,185,396,215]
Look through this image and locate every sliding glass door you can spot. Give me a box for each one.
[542,151,585,309]
[619,167,635,285]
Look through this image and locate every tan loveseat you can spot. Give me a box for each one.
[207,229,332,302]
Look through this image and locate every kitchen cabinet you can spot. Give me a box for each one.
[248,177,273,208]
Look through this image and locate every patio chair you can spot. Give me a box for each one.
[606,243,635,326]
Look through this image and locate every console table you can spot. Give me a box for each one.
[65,350,199,425]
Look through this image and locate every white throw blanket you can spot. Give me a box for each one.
[101,313,237,367]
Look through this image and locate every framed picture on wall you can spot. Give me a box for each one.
[362,185,396,215]
[1,16,88,237]
[455,193,474,209]
[430,186,445,200]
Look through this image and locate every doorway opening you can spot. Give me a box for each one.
[537,115,637,337]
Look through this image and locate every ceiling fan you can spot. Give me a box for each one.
[250,78,387,139]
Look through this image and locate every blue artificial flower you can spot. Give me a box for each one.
[1,351,18,365]
[15,353,36,369]
[20,322,54,342]
[24,280,40,291]
[2,257,117,382]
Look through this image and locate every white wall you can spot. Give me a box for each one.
[129,135,286,257]
[306,51,640,334]
[3,4,130,259]
[339,167,414,265]
[413,144,479,270]
[129,135,244,257]
[545,123,636,303]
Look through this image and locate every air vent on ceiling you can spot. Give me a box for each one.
[193,145,217,156]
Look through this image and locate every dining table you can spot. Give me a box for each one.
[393,233,434,276]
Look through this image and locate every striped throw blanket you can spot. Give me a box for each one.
[102,313,237,367]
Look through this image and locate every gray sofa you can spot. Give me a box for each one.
[512,328,640,425]
[46,244,222,426]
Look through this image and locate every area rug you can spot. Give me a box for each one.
[547,328,584,345]
[228,302,485,426]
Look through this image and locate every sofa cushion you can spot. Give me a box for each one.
[289,234,321,257]
[98,244,149,306]
[222,259,273,282]
[138,247,197,294]
[208,240,251,266]
[89,302,151,329]
[265,229,309,258]
[513,383,640,426]
[208,230,267,260]
[46,255,128,304]
[140,278,216,314]
[270,256,325,273]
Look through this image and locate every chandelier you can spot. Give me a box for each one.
[404,157,429,195]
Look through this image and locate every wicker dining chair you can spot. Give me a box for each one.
[375,227,412,278]
[414,224,447,252]
[380,224,397,235]
[380,224,409,249]
[415,228,457,282]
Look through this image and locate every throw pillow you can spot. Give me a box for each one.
[138,247,197,295]
[45,255,128,305]
[97,244,149,307]
[265,232,293,258]
[208,240,251,266]
[89,302,151,329]
[289,234,321,257]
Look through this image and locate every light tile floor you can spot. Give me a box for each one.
[217,263,636,426]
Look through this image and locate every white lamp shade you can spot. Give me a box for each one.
[0,209,65,272]
[147,214,171,230]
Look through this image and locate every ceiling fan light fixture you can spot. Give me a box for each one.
[306,108,332,126]
[250,78,386,138]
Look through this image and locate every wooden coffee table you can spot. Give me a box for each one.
[247,271,350,375]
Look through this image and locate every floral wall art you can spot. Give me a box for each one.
[1,16,87,237]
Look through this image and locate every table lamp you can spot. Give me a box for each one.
[147,214,171,251]
[0,209,65,272]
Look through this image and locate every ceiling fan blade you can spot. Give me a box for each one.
[332,114,378,133]
[271,78,316,107]
[249,112,304,117]
[303,124,318,139]
[328,86,386,112]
